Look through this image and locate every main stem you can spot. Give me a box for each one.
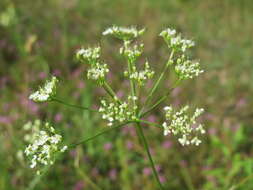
[135,122,164,189]
[127,59,137,115]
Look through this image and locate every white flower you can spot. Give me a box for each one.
[87,63,109,82]
[120,42,144,61]
[159,28,176,39]
[103,26,145,40]
[29,76,58,102]
[76,47,109,84]
[60,146,68,152]
[124,61,154,86]
[163,105,205,146]
[76,47,101,63]
[99,99,135,126]
[175,56,204,80]
[23,120,67,172]
[160,28,195,52]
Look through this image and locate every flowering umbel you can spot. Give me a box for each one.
[24,120,67,173]
[29,76,58,102]
[76,47,109,85]
[162,106,205,146]
[103,26,145,41]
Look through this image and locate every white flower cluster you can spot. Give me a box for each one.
[99,97,137,126]
[160,28,195,52]
[103,26,145,41]
[87,62,109,82]
[162,106,205,146]
[175,55,204,80]
[76,47,101,63]
[76,47,109,84]
[24,120,67,172]
[120,42,144,62]
[124,61,154,86]
[29,76,58,102]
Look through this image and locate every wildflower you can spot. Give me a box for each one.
[120,42,144,62]
[160,28,195,52]
[103,25,145,41]
[76,47,101,63]
[87,62,109,82]
[99,99,136,126]
[23,120,67,172]
[124,61,154,86]
[175,55,204,80]
[163,106,205,146]
[29,76,58,102]
[76,47,109,84]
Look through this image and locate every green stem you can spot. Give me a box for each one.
[140,50,175,115]
[51,98,97,112]
[137,119,163,129]
[135,122,164,189]
[102,81,122,105]
[140,79,181,118]
[70,121,131,148]
[127,60,137,115]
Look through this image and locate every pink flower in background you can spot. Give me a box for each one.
[116,90,124,98]
[126,140,133,150]
[172,87,181,97]
[0,116,12,125]
[73,181,85,190]
[159,175,166,184]
[162,140,172,148]
[53,69,61,76]
[208,128,217,135]
[69,150,77,158]
[147,115,156,123]
[72,68,83,78]
[231,123,240,132]
[143,167,152,176]
[155,165,162,172]
[104,142,113,151]
[236,97,246,109]
[91,167,99,177]
[54,113,63,123]
[20,96,39,115]
[73,91,80,99]
[77,81,85,89]
[109,168,117,180]
[180,160,187,167]
[122,125,136,136]
[38,72,47,79]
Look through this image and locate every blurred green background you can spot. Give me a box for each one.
[1,0,253,189]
